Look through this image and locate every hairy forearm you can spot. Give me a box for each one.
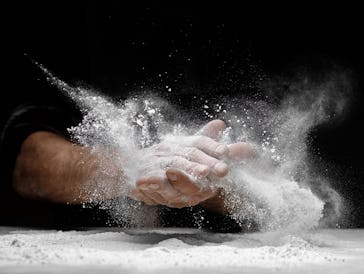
[12,131,123,204]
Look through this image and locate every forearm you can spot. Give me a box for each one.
[12,131,124,204]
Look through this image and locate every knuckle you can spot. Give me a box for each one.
[216,119,226,127]
[210,158,220,165]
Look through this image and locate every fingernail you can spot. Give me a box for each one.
[168,173,178,181]
[139,184,159,191]
[214,162,228,175]
[216,145,228,156]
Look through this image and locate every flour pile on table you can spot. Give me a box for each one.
[2,228,362,274]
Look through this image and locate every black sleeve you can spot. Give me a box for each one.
[0,98,113,228]
[0,56,92,228]
[0,54,83,188]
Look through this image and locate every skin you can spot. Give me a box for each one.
[131,120,253,210]
[12,120,253,213]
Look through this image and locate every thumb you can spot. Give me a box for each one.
[197,119,226,140]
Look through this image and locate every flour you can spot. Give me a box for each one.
[34,61,350,232]
[0,229,350,270]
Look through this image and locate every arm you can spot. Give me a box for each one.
[12,131,123,204]
[12,121,253,214]
[11,130,226,209]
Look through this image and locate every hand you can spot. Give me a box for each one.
[129,120,253,209]
[130,119,229,208]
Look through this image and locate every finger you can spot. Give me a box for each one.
[163,156,210,177]
[139,186,195,208]
[136,169,176,191]
[171,196,202,208]
[198,119,226,140]
[166,168,215,199]
[136,169,211,208]
[142,197,158,206]
[138,169,206,207]
[165,200,192,209]
[166,168,201,195]
[191,135,229,159]
[130,188,144,201]
[139,189,168,205]
[182,147,228,177]
[166,193,203,208]
[136,170,184,202]
[228,142,254,161]
[136,173,172,205]
[130,189,158,205]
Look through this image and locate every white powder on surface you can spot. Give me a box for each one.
[2,228,364,274]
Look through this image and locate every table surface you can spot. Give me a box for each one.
[1,227,364,274]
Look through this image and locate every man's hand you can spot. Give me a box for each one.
[130,120,253,210]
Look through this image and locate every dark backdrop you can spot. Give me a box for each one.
[2,1,364,227]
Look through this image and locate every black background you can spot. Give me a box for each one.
[2,1,364,227]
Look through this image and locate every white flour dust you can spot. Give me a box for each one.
[36,62,350,232]
[2,228,364,273]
